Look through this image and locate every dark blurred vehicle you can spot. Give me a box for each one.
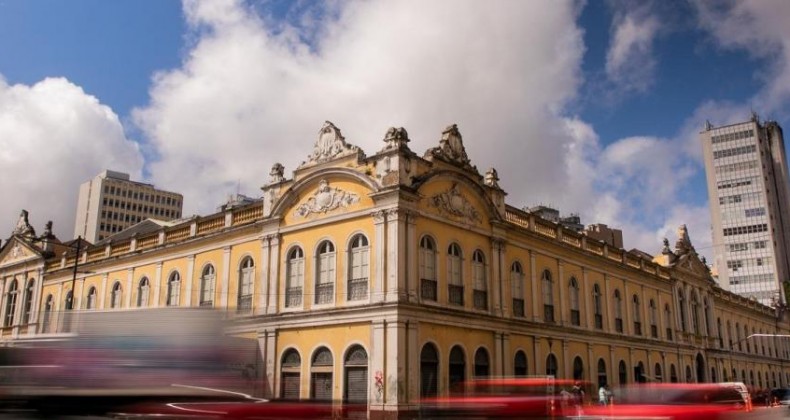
[420,377,580,418]
[770,388,790,406]
[575,383,750,420]
[111,400,367,419]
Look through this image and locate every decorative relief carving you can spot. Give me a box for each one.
[428,183,482,224]
[381,127,410,151]
[302,121,362,166]
[371,210,387,224]
[294,179,360,218]
[269,163,285,183]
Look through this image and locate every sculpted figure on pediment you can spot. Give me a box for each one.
[13,210,35,237]
[304,121,362,165]
[426,124,472,169]
[429,183,482,224]
[294,179,360,218]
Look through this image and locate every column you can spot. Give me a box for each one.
[558,261,566,325]
[647,351,653,381]
[657,292,665,340]
[490,239,504,316]
[385,320,408,407]
[99,274,108,309]
[258,329,277,399]
[623,283,631,335]
[406,212,418,303]
[184,255,195,307]
[609,345,616,385]
[494,332,504,377]
[372,211,386,303]
[562,339,570,379]
[628,348,635,382]
[582,268,591,329]
[502,333,512,376]
[266,234,280,314]
[370,320,386,409]
[153,262,163,308]
[125,269,134,308]
[641,285,649,337]
[386,209,407,303]
[221,246,231,310]
[75,278,86,310]
[407,321,419,404]
[530,251,539,321]
[29,269,43,325]
[604,274,613,332]
[258,236,271,314]
[587,344,595,385]
[661,352,667,383]
[533,336,541,374]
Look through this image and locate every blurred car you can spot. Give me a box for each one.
[111,400,366,419]
[420,377,581,418]
[770,388,790,406]
[575,383,750,420]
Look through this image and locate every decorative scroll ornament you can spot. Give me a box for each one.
[429,183,482,224]
[294,179,360,218]
[304,121,362,166]
[425,124,473,169]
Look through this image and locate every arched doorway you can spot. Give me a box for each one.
[695,354,705,383]
[474,348,490,378]
[634,362,646,383]
[343,345,368,403]
[514,351,528,377]
[597,359,607,388]
[573,357,584,380]
[449,346,465,393]
[546,354,558,377]
[311,347,333,400]
[280,349,301,400]
[420,344,439,398]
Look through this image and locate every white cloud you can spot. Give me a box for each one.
[133,0,588,221]
[605,2,661,94]
[0,76,143,241]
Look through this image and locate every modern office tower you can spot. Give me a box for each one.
[701,116,790,305]
[74,170,184,243]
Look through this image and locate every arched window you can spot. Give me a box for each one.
[344,345,368,403]
[654,363,663,382]
[614,290,623,333]
[703,297,711,336]
[717,318,723,348]
[348,234,369,301]
[632,295,642,335]
[670,364,678,383]
[727,321,733,349]
[4,280,18,327]
[281,349,301,400]
[664,304,673,340]
[511,262,525,317]
[419,236,437,301]
[569,277,580,326]
[474,348,490,378]
[447,243,463,306]
[635,362,646,383]
[618,360,627,384]
[678,289,687,332]
[472,250,487,310]
[573,356,584,380]
[685,366,693,383]
[22,279,34,324]
[111,282,122,309]
[65,290,74,311]
[166,271,180,306]
[420,344,439,398]
[315,241,335,305]
[286,247,304,307]
[745,325,751,353]
[542,270,554,322]
[690,292,700,335]
[449,346,466,392]
[514,350,528,377]
[593,284,603,329]
[711,367,717,383]
[41,294,53,333]
[238,257,254,312]
[137,277,150,307]
[597,359,607,388]
[736,322,742,351]
[200,264,216,307]
[546,354,558,377]
[649,299,658,338]
[86,286,97,309]
[311,347,333,400]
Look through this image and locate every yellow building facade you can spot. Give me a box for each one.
[1,121,789,419]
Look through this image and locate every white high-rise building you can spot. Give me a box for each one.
[701,116,790,305]
[74,170,184,243]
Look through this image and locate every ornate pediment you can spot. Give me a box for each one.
[301,121,362,167]
[428,183,482,225]
[294,179,360,218]
[0,237,40,267]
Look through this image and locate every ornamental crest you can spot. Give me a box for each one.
[425,124,473,169]
[303,121,362,166]
[429,183,482,224]
[294,179,360,218]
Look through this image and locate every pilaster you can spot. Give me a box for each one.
[385,209,408,302]
[258,329,277,399]
[491,239,505,316]
[221,246,231,310]
[185,255,195,307]
[258,236,271,315]
[558,260,566,325]
[266,234,280,314]
[406,212,418,303]
[582,268,591,329]
[372,211,386,303]
[530,251,539,321]
[153,262,163,308]
[125,268,133,308]
[99,274,108,309]
[370,320,386,409]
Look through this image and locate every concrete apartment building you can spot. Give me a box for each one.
[701,116,790,305]
[73,170,184,243]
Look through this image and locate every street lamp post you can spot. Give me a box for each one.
[66,236,82,311]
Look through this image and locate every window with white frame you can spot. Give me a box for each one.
[593,284,603,329]
[348,234,369,301]
[472,250,487,310]
[4,280,18,327]
[238,257,254,312]
[511,262,525,317]
[86,286,97,309]
[542,270,554,322]
[42,294,53,333]
[448,243,463,305]
[167,272,181,306]
[665,304,673,340]
[137,277,150,307]
[200,264,216,307]
[419,236,437,301]
[22,279,34,324]
[286,247,304,307]
[649,299,658,338]
[690,292,700,335]
[569,277,580,326]
[315,241,335,305]
[111,282,122,309]
[632,294,641,335]
[614,290,623,332]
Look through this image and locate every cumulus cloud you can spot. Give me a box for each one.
[0,76,143,241]
[694,0,790,116]
[604,1,662,95]
[133,0,588,222]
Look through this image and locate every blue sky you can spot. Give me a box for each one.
[1,0,789,260]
